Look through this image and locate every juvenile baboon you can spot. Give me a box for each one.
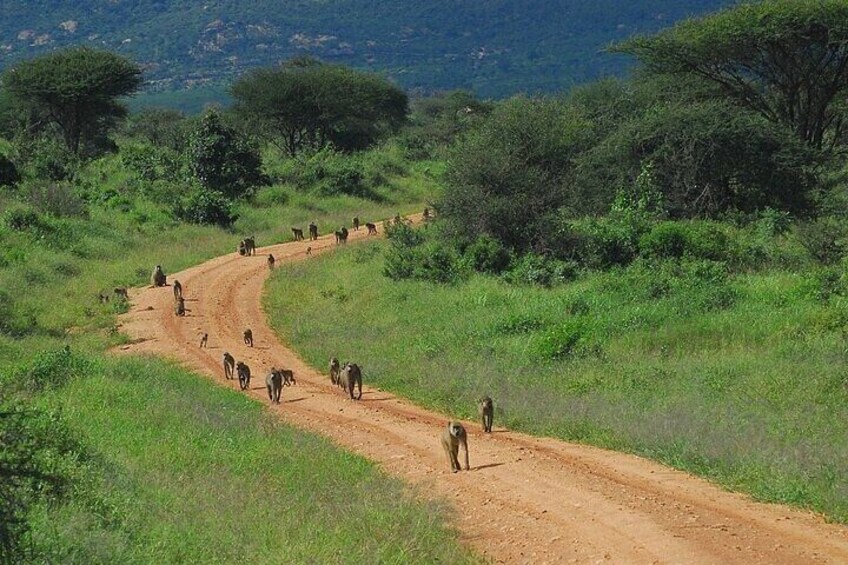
[268,254,276,269]
[243,328,253,347]
[113,287,128,300]
[223,352,235,379]
[441,421,470,473]
[479,396,494,433]
[292,227,304,241]
[309,222,318,240]
[353,216,360,231]
[151,265,167,287]
[340,226,349,243]
[306,246,312,257]
[423,207,431,221]
[366,222,377,235]
[174,296,186,316]
[280,368,296,386]
[341,362,362,400]
[236,361,251,391]
[266,368,283,404]
[329,357,341,386]
[238,240,247,256]
[199,333,208,348]
[334,230,343,244]
[173,279,183,301]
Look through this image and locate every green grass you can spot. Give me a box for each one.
[18,355,473,564]
[264,239,848,522]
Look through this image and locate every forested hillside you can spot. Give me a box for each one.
[1,0,731,102]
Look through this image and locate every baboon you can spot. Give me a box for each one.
[423,207,431,221]
[199,333,208,348]
[329,357,341,386]
[366,222,377,235]
[353,216,360,231]
[114,287,128,300]
[306,246,312,257]
[268,254,276,269]
[441,421,470,473]
[236,361,251,391]
[98,292,110,304]
[309,222,318,241]
[266,368,283,404]
[280,368,296,386]
[479,396,494,433]
[243,328,253,347]
[244,236,256,256]
[223,352,235,379]
[334,230,343,244]
[237,240,247,256]
[151,265,167,287]
[174,296,186,316]
[341,362,362,400]
[292,227,304,241]
[173,279,183,301]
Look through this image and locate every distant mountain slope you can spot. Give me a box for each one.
[0,1,734,98]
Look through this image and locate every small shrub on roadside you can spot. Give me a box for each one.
[465,234,511,274]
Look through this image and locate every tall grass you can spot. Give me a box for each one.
[264,240,848,522]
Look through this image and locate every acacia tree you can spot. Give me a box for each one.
[2,47,142,155]
[616,0,848,151]
[231,57,408,156]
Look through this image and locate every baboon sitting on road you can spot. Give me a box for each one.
[151,265,166,287]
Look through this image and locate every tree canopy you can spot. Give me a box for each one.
[2,47,142,156]
[231,57,408,156]
[616,0,848,151]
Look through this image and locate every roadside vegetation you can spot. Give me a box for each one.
[2,0,848,560]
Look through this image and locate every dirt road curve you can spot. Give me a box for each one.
[117,217,848,564]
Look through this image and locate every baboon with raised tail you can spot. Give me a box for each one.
[441,421,469,473]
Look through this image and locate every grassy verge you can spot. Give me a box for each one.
[9,354,473,563]
[264,239,848,522]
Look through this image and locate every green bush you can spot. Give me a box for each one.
[3,207,44,231]
[465,234,511,274]
[535,318,599,361]
[25,181,88,218]
[383,221,463,283]
[503,254,577,287]
[173,190,238,228]
[797,217,848,265]
[639,221,730,261]
[11,346,95,393]
[556,218,639,269]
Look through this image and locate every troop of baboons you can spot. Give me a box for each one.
[98,286,129,304]
[328,357,363,400]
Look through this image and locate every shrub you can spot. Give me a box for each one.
[3,208,43,231]
[25,181,88,218]
[535,318,600,361]
[556,218,639,269]
[503,254,577,287]
[173,190,238,228]
[12,346,95,393]
[797,217,848,265]
[383,222,463,283]
[639,221,730,261]
[465,234,511,274]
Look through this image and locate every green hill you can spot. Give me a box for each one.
[2,0,733,104]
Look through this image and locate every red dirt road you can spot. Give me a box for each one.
[117,219,848,564]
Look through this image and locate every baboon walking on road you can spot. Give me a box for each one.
[329,357,341,387]
[479,396,494,433]
[173,280,183,301]
[309,222,318,241]
[223,352,235,379]
[236,361,251,391]
[341,362,362,400]
[267,254,276,269]
[243,328,253,347]
[292,227,304,241]
[266,369,283,404]
[366,222,377,235]
[353,216,360,231]
[174,297,186,316]
[441,421,470,473]
[199,333,208,348]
